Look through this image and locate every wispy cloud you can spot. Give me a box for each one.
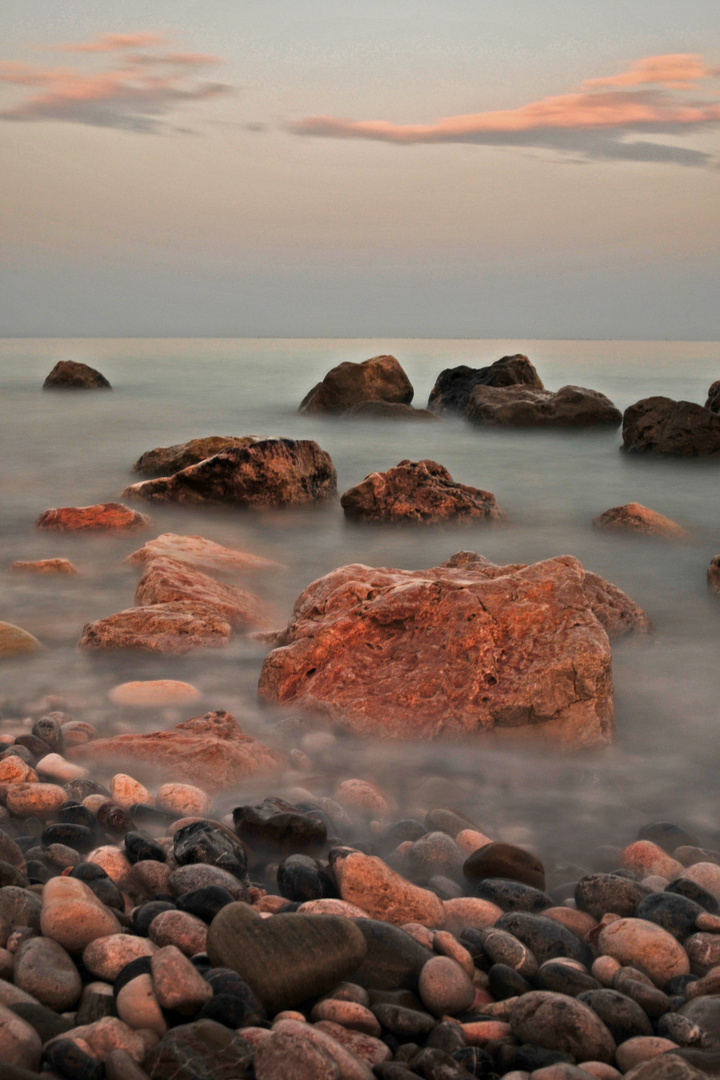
[0,34,232,132]
[289,54,720,167]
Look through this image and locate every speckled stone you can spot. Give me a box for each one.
[510,991,616,1064]
[13,936,82,1010]
[418,955,475,1016]
[597,917,690,987]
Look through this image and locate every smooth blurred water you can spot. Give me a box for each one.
[2,337,720,871]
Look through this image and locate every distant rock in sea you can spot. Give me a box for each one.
[123,438,337,508]
[428,354,543,415]
[11,558,78,575]
[466,384,622,428]
[258,550,650,748]
[594,502,690,539]
[131,435,264,476]
[43,361,111,390]
[623,394,720,456]
[298,354,414,414]
[340,459,504,524]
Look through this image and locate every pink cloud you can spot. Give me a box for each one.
[289,54,720,166]
[0,40,232,132]
[51,33,169,53]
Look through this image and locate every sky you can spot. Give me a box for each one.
[1,1,719,338]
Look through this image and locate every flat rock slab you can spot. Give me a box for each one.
[78,602,233,653]
[131,435,263,476]
[428,355,543,415]
[594,503,689,540]
[299,354,413,414]
[36,503,150,532]
[340,459,504,524]
[623,396,720,456]
[126,532,278,572]
[206,901,367,1013]
[70,710,284,791]
[466,384,622,427]
[122,438,337,508]
[134,557,264,627]
[258,551,649,747]
[11,559,78,574]
[43,361,111,390]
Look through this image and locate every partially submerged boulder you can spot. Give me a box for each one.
[78,603,233,654]
[11,558,78,574]
[70,710,284,790]
[134,556,264,627]
[126,533,278,573]
[594,503,689,540]
[299,355,413,414]
[428,355,543,415]
[623,397,720,456]
[42,360,111,390]
[342,401,437,421]
[466,384,622,427]
[258,551,650,747]
[36,503,150,532]
[122,439,336,508]
[131,436,263,476]
[340,460,504,524]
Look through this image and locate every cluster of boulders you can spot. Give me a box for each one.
[1,701,720,1078]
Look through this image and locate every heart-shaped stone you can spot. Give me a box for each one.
[206,902,366,1013]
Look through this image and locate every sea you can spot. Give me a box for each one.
[2,337,720,873]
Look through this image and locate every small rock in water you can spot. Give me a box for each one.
[108,679,202,708]
[36,502,149,531]
[42,360,111,389]
[11,558,78,574]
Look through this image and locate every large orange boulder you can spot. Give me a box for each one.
[258,552,650,747]
[299,355,413,414]
[70,710,284,790]
[340,460,504,525]
[122,439,336,508]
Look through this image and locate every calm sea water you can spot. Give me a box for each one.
[2,337,720,873]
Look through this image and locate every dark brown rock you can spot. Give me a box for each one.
[463,842,546,891]
[299,354,413,414]
[340,460,504,524]
[706,381,720,413]
[342,401,437,421]
[70,710,284,791]
[257,551,647,747]
[466,383,622,427]
[134,557,263,627]
[510,990,616,1063]
[36,502,149,532]
[42,361,111,390]
[594,502,689,539]
[622,396,720,456]
[122,438,336,508]
[428,355,543,415]
[143,1019,254,1080]
[708,556,720,597]
[131,435,262,476]
[78,602,233,653]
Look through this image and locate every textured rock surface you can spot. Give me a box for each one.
[510,991,616,1064]
[71,710,283,790]
[134,557,264,627]
[428,355,543,415]
[126,532,278,572]
[259,552,648,747]
[332,850,445,927]
[123,438,337,508]
[131,435,262,475]
[299,354,413,413]
[622,396,720,456]
[78,602,233,653]
[43,360,111,389]
[466,384,622,427]
[593,503,689,540]
[206,901,367,1012]
[36,502,149,532]
[340,459,504,524]
[10,558,78,575]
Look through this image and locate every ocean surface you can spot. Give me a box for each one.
[2,337,720,874]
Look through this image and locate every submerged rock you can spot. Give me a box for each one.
[78,602,233,653]
[623,396,720,456]
[428,355,543,415]
[258,551,648,747]
[342,401,437,421]
[122,438,337,508]
[340,459,504,524]
[134,556,264,627]
[42,360,111,390]
[126,532,278,572]
[708,556,720,597]
[131,435,263,476]
[466,383,622,427]
[70,710,284,791]
[594,502,689,540]
[299,354,413,414]
[10,559,78,575]
[36,503,150,532]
